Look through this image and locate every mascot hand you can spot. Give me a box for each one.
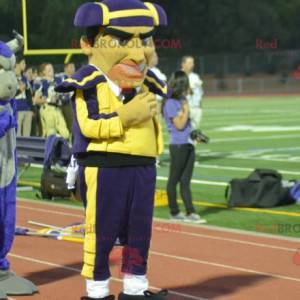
[0,109,14,137]
[116,92,157,127]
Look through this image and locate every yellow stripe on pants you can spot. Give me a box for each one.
[81,167,98,279]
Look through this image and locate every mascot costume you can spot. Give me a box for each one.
[0,34,38,299]
[56,1,170,299]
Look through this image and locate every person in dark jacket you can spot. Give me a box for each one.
[15,57,33,136]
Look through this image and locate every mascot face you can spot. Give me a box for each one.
[0,42,18,101]
[75,0,167,88]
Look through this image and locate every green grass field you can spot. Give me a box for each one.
[18,95,300,238]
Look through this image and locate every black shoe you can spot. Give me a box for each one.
[118,290,168,299]
[81,296,115,300]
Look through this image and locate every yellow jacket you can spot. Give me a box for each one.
[55,65,170,159]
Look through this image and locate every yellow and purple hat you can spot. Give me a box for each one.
[74,0,167,28]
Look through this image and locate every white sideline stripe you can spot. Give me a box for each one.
[202,117,300,125]
[155,219,300,243]
[17,199,300,243]
[203,116,300,122]
[8,254,208,300]
[16,204,299,253]
[17,198,300,244]
[210,134,300,143]
[18,198,84,211]
[17,205,84,218]
[198,164,300,176]
[150,251,300,283]
[203,156,300,164]
[161,229,297,252]
[156,176,227,187]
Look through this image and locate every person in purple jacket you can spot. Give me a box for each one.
[163,71,206,224]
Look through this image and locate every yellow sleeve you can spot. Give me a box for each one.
[75,89,124,139]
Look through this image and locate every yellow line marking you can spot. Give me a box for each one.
[17,182,300,218]
[18,180,40,189]
[24,49,83,56]
[188,200,300,217]
[22,0,28,52]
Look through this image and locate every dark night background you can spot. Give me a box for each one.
[1,0,300,75]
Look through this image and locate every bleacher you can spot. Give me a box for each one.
[16,137,46,166]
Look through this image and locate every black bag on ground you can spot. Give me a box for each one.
[40,135,71,200]
[226,169,294,208]
[40,169,70,199]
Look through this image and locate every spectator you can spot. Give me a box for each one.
[149,51,167,167]
[35,63,70,139]
[63,62,75,78]
[30,65,47,136]
[15,57,33,136]
[59,62,75,133]
[150,52,167,84]
[149,51,167,115]
[24,66,39,136]
[162,70,206,224]
[181,56,204,130]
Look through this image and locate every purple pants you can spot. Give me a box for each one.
[79,165,156,281]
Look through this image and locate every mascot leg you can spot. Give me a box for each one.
[0,176,38,298]
[0,34,38,299]
[79,166,164,300]
[80,166,117,299]
[0,177,16,271]
[119,166,165,300]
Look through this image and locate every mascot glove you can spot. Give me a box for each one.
[0,109,15,137]
[116,92,157,128]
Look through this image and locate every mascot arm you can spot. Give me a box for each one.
[0,108,15,138]
[75,89,124,139]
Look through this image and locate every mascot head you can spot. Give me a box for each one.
[0,32,23,101]
[74,0,167,88]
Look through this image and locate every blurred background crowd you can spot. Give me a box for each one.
[15,59,75,139]
[14,54,204,141]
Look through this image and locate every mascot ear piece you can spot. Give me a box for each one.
[144,2,168,26]
[6,31,24,54]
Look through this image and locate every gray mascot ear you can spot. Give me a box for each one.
[6,31,24,54]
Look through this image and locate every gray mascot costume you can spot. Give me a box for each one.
[0,32,38,299]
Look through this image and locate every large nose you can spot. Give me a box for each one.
[127,38,146,65]
[7,85,12,90]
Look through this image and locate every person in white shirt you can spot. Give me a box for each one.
[150,51,167,167]
[181,56,204,130]
[150,52,167,82]
[150,51,167,103]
